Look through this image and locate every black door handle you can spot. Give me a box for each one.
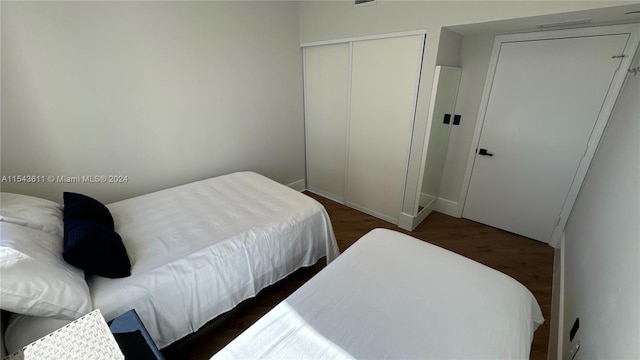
[478,148,493,156]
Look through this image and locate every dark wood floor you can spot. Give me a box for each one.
[163,192,555,359]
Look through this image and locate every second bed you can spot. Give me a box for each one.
[212,228,544,359]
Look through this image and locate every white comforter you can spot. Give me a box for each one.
[213,228,544,359]
[87,171,339,349]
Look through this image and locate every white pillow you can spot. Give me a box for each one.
[0,192,63,237]
[0,222,92,320]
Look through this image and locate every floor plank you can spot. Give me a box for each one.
[163,192,554,359]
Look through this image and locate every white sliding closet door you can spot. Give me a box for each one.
[347,35,424,222]
[304,43,350,201]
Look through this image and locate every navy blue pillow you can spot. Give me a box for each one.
[63,192,114,229]
[63,219,131,278]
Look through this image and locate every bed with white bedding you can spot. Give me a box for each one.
[1,171,339,353]
[212,228,544,359]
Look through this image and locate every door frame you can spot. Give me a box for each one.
[458,23,640,247]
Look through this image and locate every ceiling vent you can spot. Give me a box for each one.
[355,0,376,7]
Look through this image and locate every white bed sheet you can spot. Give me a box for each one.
[212,228,544,359]
[87,171,339,349]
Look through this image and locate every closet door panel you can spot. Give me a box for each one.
[304,43,350,201]
[347,35,424,222]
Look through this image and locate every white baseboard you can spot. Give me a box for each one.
[420,193,437,208]
[306,187,345,203]
[557,233,565,360]
[548,233,565,360]
[305,188,397,226]
[433,198,460,217]
[400,195,456,231]
[345,201,397,225]
[304,187,458,228]
[397,212,415,231]
[287,179,306,192]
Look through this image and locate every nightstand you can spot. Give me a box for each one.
[108,310,164,360]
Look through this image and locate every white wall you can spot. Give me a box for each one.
[418,28,462,205]
[1,1,304,203]
[438,33,495,210]
[435,28,463,67]
[561,50,639,358]
[2,0,634,208]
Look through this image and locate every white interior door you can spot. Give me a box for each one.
[463,33,630,243]
[304,43,350,202]
[347,35,424,223]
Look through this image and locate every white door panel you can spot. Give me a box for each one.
[304,43,350,201]
[347,35,424,222]
[463,33,629,242]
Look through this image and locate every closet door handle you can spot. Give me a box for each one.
[478,148,493,156]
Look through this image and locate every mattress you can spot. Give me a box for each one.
[212,228,544,359]
[98,171,339,348]
[4,172,339,351]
